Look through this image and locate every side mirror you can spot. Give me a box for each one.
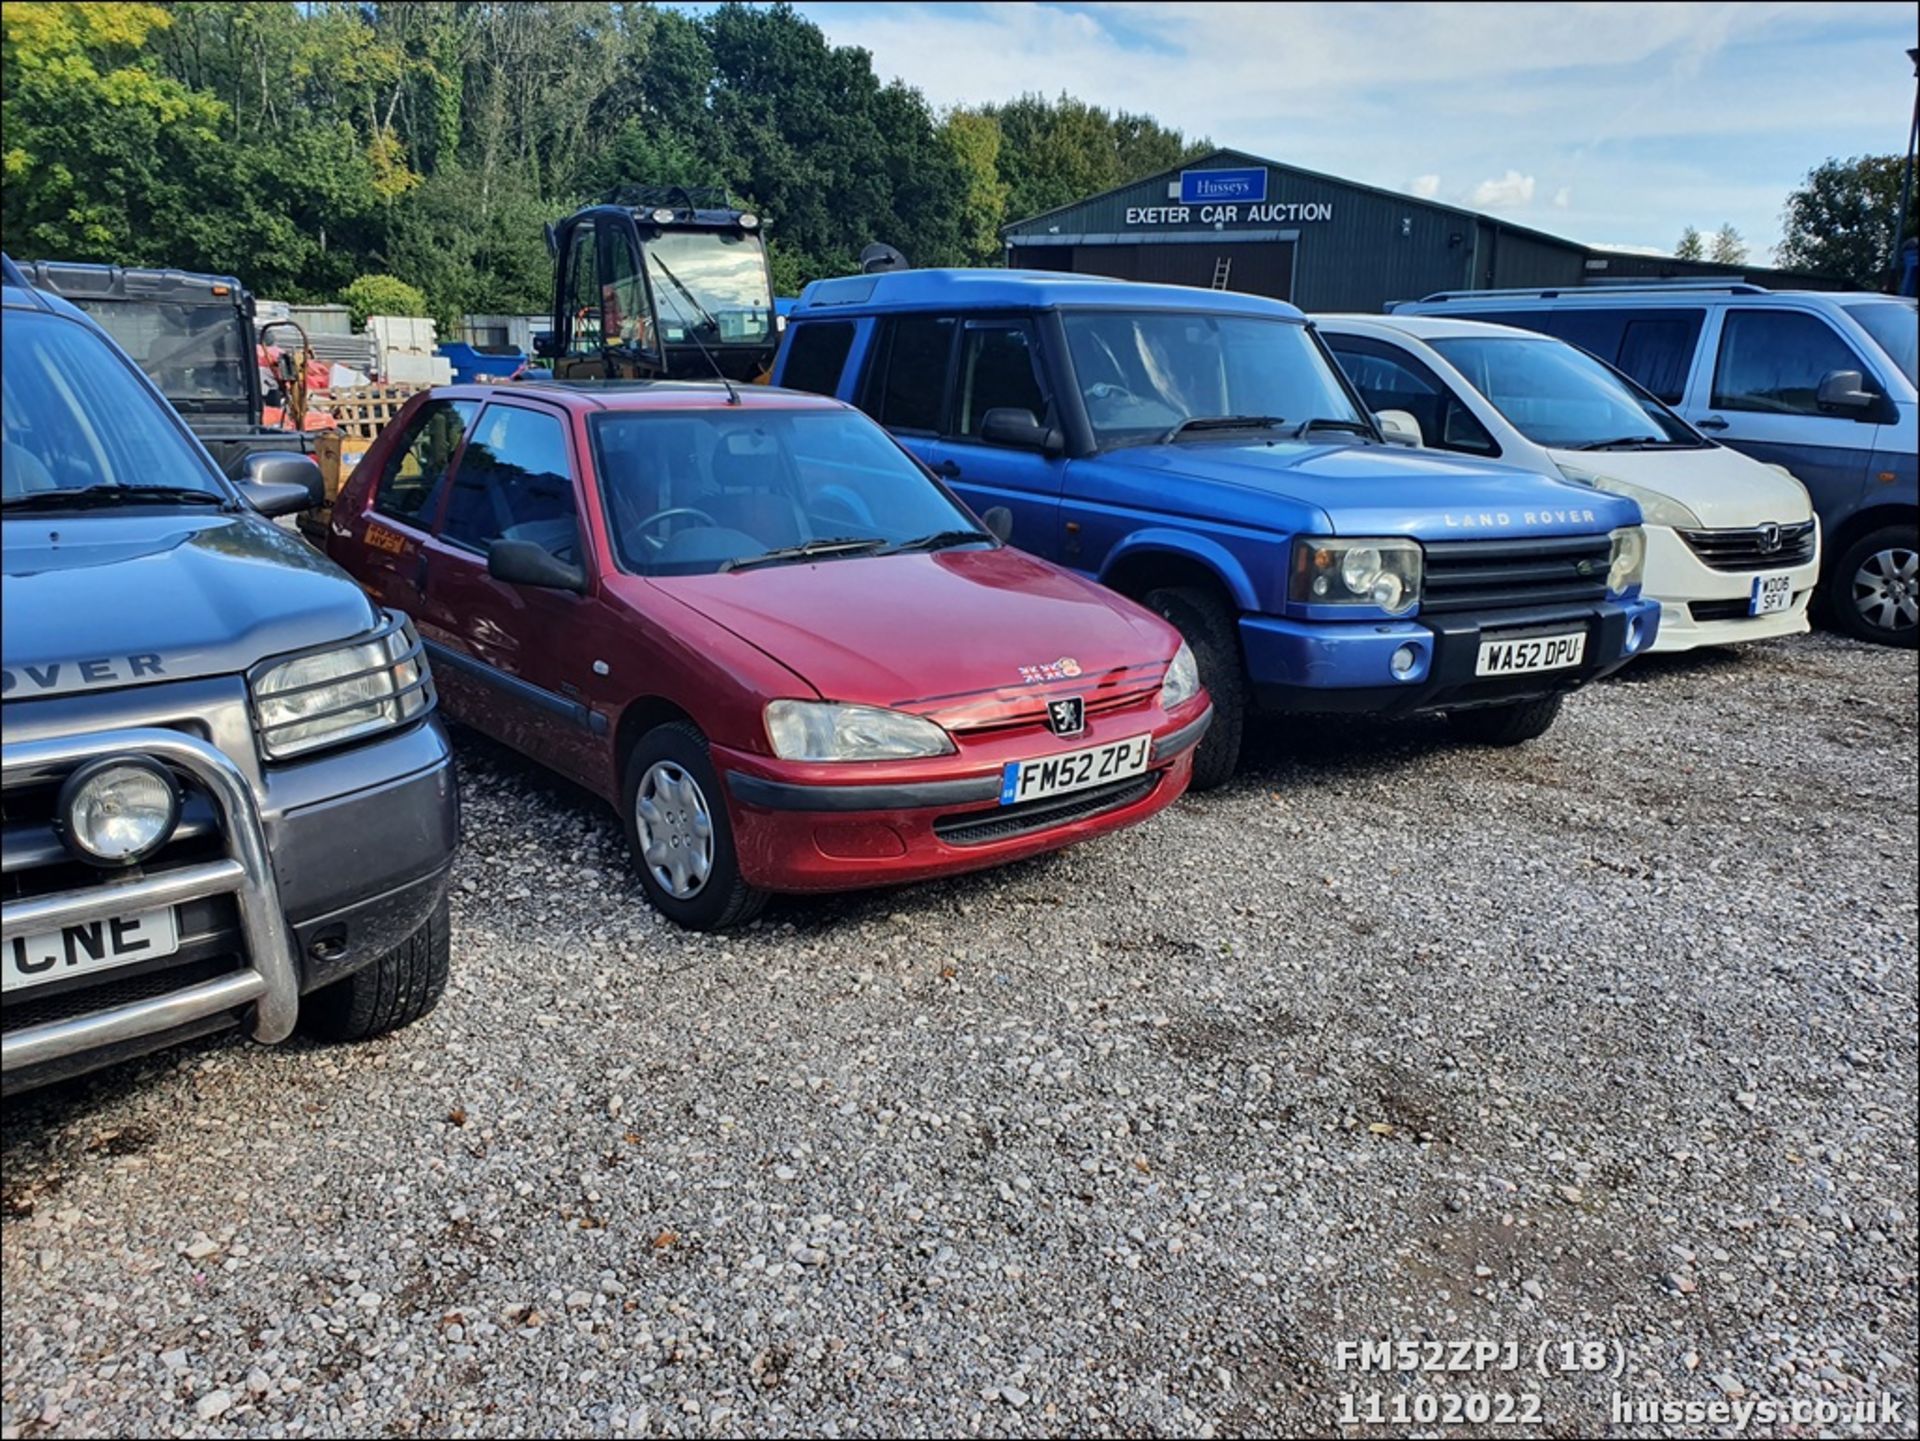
[488,538,586,594]
[1815,368,1875,414]
[1374,409,1424,447]
[979,407,1063,455]
[236,451,325,516]
[980,506,1013,543]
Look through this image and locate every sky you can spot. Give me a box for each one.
[780,0,1918,259]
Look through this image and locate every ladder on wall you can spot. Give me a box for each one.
[1210,256,1233,290]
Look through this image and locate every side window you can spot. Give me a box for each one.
[954,322,1049,438]
[1325,337,1497,456]
[602,225,651,353]
[442,405,580,560]
[782,321,856,396]
[1712,309,1872,415]
[564,227,603,359]
[1614,310,1703,403]
[374,398,478,526]
[865,315,954,433]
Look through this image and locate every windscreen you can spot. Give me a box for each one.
[645,231,774,348]
[1,310,225,501]
[1428,335,1698,449]
[591,408,979,576]
[1842,299,1918,386]
[72,299,252,407]
[1061,311,1364,447]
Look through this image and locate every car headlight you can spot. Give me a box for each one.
[57,757,181,866]
[1159,641,1200,710]
[1289,536,1422,614]
[765,700,955,762]
[1607,526,1647,596]
[250,618,433,760]
[1557,464,1703,530]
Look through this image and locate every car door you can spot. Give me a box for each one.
[1684,306,1875,523]
[417,398,607,789]
[346,396,479,619]
[936,317,1066,556]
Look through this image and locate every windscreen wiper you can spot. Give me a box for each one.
[719,537,889,573]
[880,528,993,555]
[648,253,721,336]
[2,485,232,512]
[1292,417,1377,439]
[1571,436,1686,451]
[1162,415,1288,442]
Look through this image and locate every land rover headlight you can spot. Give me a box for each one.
[1607,526,1647,596]
[250,618,433,760]
[765,701,955,762]
[1159,642,1200,710]
[1557,464,1703,530]
[58,757,180,865]
[1290,537,1422,614]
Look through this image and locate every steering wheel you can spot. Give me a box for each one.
[631,506,719,551]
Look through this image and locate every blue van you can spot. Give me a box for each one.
[1392,284,1918,647]
[773,270,1659,787]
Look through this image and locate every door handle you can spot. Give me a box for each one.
[413,552,431,593]
[1695,416,1729,431]
[932,459,962,478]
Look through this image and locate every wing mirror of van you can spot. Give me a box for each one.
[1374,409,1424,447]
[236,451,326,517]
[488,538,586,593]
[979,407,1064,455]
[1815,369,1876,415]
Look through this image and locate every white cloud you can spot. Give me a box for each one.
[1470,171,1537,210]
[1552,186,1572,209]
[1407,174,1443,199]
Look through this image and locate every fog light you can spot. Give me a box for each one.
[57,756,180,866]
[1390,643,1421,680]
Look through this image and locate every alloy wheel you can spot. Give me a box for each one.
[1853,545,1919,634]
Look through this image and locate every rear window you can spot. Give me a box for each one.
[375,398,479,527]
[864,316,954,433]
[780,321,856,396]
[2,310,224,502]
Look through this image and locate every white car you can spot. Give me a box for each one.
[1319,314,1820,653]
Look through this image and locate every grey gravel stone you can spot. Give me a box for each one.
[1,633,1913,1436]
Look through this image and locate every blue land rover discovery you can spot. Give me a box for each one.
[773,271,1660,788]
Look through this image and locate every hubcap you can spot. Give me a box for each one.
[1853,546,1919,633]
[635,761,715,900]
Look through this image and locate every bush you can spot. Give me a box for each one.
[340,273,428,328]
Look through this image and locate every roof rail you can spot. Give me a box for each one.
[1409,280,1769,304]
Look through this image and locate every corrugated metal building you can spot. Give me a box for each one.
[1002,148,1843,310]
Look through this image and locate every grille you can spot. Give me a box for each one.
[0,956,244,1034]
[1421,536,1612,614]
[1676,522,1816,572]
[1689,598,1756,622]
[933,774,1158,847]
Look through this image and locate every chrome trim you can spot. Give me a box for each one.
[2,728,300,1071]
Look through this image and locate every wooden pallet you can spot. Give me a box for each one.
[325,383,427,440]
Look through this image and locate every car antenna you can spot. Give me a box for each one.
[648,257,741,405]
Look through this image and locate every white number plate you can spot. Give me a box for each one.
[1000,735,1151,806]
[1475,631,1587,678]
[1750,572,1793,616]
[2,907,180,994]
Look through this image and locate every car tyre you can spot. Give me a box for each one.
[1827,524,1919,649]
[623,720,768,931]
[301,894,450,1042]
[1447,694,1564,746]
[1143,585,1244,791]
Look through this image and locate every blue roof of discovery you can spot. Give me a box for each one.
[789,268,1306,321]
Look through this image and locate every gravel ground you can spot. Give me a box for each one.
[3,631,1915,1439]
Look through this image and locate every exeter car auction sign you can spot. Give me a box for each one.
[1123,168,1334,227]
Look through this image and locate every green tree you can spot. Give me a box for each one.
[1674,225,1704,260]
[1777,154,1914,286]
[978,93,1206,224]
[341,272,428,327]
[1709,223,1747,265]
[943,108,1010,265]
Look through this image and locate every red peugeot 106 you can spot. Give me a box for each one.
[328,382,1211,928]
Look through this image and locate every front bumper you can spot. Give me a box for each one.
[716,700,1210,892]
[1242,597,1661,716]
[2,717,456,1091]
[1641,524,1819,654]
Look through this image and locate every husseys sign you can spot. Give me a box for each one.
[1125,169,1333,228]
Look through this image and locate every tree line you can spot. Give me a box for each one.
[0,1,1207,322]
